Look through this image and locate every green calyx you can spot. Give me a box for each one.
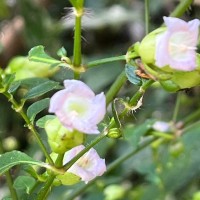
[45,117,84,154]
[138,27,166,65]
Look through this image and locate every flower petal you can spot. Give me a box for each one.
[63,145,106,184]
[49,80,106,134]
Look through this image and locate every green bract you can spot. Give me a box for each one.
[45,117,84,154]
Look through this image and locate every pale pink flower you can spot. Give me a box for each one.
[63,145,106,184]
[155,17,200,71]
[49,80,106,134]
[152,121,170,132]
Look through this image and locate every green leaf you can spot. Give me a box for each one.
[28,45,61,65]
[27,98,50,122]
[13,176,36,194]
[23,80,61,99]
[36,115,56,128]
[8,80,21,93]
[124,119,155,146]
[125,64,142,86]
[0,150,48,175]
[2,73,15,87]
[57,47,67,57]
[20,78,49,89]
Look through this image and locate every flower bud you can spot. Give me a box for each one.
[45,117,84,154]
[107,128,122,139]
[6,56,59,80]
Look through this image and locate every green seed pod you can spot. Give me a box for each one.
[45,117,84,154]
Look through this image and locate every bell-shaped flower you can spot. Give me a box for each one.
[49,80,106,134]
[63,145,106,184]
[155,17,200,71]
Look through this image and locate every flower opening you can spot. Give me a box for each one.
[155,16,200,71]
[49,80,106,134]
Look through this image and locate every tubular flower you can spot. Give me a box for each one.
[155,17,200,71]
[63,145,106,184]
[49,80,106,134]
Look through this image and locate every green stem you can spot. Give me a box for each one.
[63,132,106,170]
[3,92,54,165]
[0,139,18,200]
[129,80,154,106]
[106,71,127,106]
[36,153,64,200]
[87,55,126,69]
[73,14,82,79]
[172,92,181,123]
[181,108,200,126]
[55,153,64,168]
[170,0,193,17]
[66,136,156,200]
[145,0,150,35]
[36,174,56,200]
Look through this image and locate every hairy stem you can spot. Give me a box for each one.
[73,12,83,79]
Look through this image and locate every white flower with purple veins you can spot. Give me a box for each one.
[63,145,106,184]
[49,80,106,134]
[156,16,200,71]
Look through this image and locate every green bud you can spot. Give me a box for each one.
[107,128,122,139]
[159,80,180,92]
[6,56,59,80]
[138,27,166,65]
[104,184,126,200]
[45,117,84,154]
